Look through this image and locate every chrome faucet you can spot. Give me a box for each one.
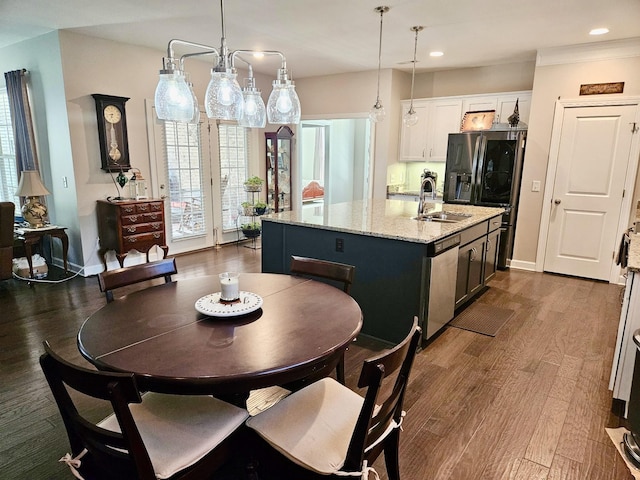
[417,177,437,216]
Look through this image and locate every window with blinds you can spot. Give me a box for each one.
[0,87,19,212]
[217,123,250,232]
[162,121,206,240]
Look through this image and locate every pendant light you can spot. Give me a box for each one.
[154,0,300,126]
[403,26,424,127]
[370,6,389,123]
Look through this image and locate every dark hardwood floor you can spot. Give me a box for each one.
[0,243,633,479]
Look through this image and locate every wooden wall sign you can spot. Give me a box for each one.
[579,82,624,95]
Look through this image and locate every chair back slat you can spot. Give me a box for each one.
[290,255,355,293]
[98,258,177,303]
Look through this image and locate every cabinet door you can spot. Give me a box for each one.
[484,228,500,283]
[427,99,463,162]
[462,96,498,117]
[467,237,486,298]
[399,101,429,161]
[455,244,472,308]
[497,94,531,125]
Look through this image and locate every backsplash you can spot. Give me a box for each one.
[388,162,446,193]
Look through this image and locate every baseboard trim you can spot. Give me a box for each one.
[509,259,537,272]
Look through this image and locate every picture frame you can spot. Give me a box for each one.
[461,110,495,131]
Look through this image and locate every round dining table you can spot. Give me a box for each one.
[78,273,363,397]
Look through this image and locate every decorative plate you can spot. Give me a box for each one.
[195,291,263,317]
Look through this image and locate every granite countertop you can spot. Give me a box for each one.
[262,199,504,245]
[628,233,640,272]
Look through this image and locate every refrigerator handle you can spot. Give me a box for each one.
[473,135,486,202]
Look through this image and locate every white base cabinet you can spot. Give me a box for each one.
[610,270,640,416]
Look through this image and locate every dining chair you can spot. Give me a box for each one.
[39,341,249,480]
[98,257,177,303]
[246,317,421,480]
[290,254,355,294]
[290,255,356,384]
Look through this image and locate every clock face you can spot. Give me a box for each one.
[103,105,122,124]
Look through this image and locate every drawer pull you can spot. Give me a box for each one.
[127,237,138,243]
[151,223,162,230]
[153,233,161,239]
[123,206,134,213]
[138,204,149,211]
[148,213,159,220]
[126,226,137,233]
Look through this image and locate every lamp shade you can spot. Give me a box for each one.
[239,89,266,128]
[16,170,50,197]
[154,71,195,122]
[267,83,301,125]
[205,70,244,121]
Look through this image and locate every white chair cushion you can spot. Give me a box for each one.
[246,377,364,474]
[98,393,249,479]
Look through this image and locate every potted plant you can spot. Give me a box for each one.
[243,176,264,192]
[254,200,267,215]
[241,222,261,238]
[241,201,254,216]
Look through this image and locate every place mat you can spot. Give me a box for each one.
[449,303,515,337]
[606,427,640,479]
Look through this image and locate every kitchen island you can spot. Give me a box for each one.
[261,199,504,344]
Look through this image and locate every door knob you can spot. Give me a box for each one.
[554,199,561,205]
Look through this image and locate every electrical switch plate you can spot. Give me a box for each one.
[62,176,68,188]
[532,180,541,192]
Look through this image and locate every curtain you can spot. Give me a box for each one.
[4,69,39,172]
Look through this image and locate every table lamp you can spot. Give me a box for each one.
[16,170,51,228]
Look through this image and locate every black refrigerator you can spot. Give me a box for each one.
[443,129,527,269]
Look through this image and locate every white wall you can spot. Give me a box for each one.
[0,32,82,269]
[514,39,640,267]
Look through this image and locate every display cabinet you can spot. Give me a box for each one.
[266,126,293,213]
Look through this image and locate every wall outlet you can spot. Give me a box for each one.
[335,238,344,252]
[531,180,541,192]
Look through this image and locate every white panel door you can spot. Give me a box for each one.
[544,104,637,280]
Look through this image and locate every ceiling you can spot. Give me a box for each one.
[2,0,640,79]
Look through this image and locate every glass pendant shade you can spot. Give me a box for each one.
[205,70,244,121]
[239,89,266,128]
[267,83,301,124]
[154,71,195,122]
[403,108,419,126]
[369,102,386,123]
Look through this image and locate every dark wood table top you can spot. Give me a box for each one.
[78,273,362,395]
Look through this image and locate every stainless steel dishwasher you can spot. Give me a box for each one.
[420,234,460,341]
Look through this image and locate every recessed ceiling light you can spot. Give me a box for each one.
[430,51,444,57]
[589,28,609,35]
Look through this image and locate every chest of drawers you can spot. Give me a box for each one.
[97,199,169,268]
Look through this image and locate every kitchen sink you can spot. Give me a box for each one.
[411,212,472,223]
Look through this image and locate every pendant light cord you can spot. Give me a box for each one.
[374,7,388,105]
[409,29,418,111]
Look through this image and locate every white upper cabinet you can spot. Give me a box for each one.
[399,98,462,162]
[399,101,429,161]
[462,96,498,115]
[427,99,463,162]
[399,91,532,162]
[496,94,531,125]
